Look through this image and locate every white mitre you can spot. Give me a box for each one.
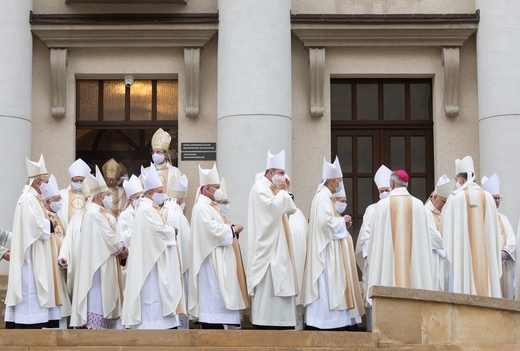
[199,163,220,187]
[481,173,500,195]
[170,174,188,199]
[455,156,475,178]
[374,165,392,189]
[85,165,109,195]
[322,156,343,180]
[215,177,229,202]
[123,175,143,198]
[266,149,285,170]
[434,174,455,198]
[26,154,48,179]
[141,164,163,191]
[41,174,61,200]
[68,158,91,179]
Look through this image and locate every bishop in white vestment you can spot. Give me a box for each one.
[5,155,61,329]
[122,165,184,329]
[59,158,90,225]
[70,166,127,329]
[246,150,298,328]
[102,158,126,219]
[482,174,516,299]
[441,156,502,297]
[189,167,248,329]
[302,157,364,330]
[366,170,433,305]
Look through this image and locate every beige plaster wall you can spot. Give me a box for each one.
[31,35,219,218]
[34,0,217,14]
[291,0,476,14]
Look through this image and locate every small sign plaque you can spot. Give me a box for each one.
[181,143,217,161]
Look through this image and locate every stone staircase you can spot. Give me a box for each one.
[0,329,413,351]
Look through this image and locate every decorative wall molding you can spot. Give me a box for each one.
[184,48,200,118]
[309,48,325,118]
[50,48,68,118]
[442,47,460,117]
[66,0,186,3]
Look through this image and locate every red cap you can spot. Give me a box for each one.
[395,170,409,182]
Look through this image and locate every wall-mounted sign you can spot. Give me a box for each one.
[181,142,217,161]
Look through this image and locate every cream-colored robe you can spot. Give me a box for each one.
[59,186,87,225]
[355,203,376,299]
[105,186,126,220]
[141,162,182,196]
[188,195,247,320]
[302,187,364,327]
[425,201,449,292]
[122,197,184,327]
[288,207,308,306]
[441,182,502,297]
[366,187,433,305]
[163,200,191,275]
[58,211,84,295]
[70,203,123,327]
[498,212,516,299]
[6,187,60,310]
[116,204,135,288]
[246,176,297,326]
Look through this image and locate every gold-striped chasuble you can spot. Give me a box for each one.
[464,189,489,296]
[389,195,413,288]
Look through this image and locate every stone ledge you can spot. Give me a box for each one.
[369,285,520,312]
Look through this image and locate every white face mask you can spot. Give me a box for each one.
[102,195,113,208]
[213,188,225,201]
[379,191,390,200]
[50,200,63,213]
[152,192,168,205]
[218,203,230,214]
[335,201,347,214]
[455,182,462,189]
[180,202,186,211]
[152,153,165,165]
[71,181,83,192]
[272,173,285,187]
[132,198,139,208]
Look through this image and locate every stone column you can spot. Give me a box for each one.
[217,0,292,234]
[477,1,520,225]
[0,0,33,232]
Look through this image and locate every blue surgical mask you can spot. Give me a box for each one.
[71,181,83,192]
[335,180,344,194]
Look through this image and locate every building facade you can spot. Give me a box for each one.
[1,0,519,268]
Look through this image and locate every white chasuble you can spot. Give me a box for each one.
[246,176,298,326]
[441,184,502,297]
[498,213,516,299]
[366,187,433,305]
[302,187,364,329]
[355,203,376,299]
[122,197,185,328]
[70,203,123,327]
[188,195,247,322]
[5,187,61,325]
[288,207,308,306]
[59,186,87,225]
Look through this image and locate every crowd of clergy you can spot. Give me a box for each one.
[2,128,518,331]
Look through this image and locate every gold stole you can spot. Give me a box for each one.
[464,189,489,296]
[157,167,170,194]
[153,204,185,314]
[68,189,86,223]
[431,209,441,232]
[498,215,509,298]
[270,185,299,295]
[99,207,123,305]
[330,196,355,309]
[210,202,250,308]
[389,195,413,288]
[36,196,62,306]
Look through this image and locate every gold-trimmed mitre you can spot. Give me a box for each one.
[151,128,171,151]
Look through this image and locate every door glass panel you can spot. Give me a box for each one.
[331,82,352,120]
[383,83,405,120]
[157,80,179,121]
[358,178,373,214]
[103,81,126,121]
[130,80,152,121]
[410,83,431,120]
[344,177,353,202]
[356,83,378,120]
[411,136,426,172]
[390,136,406,170]
[357,136,373,173]
[337,137,353,173]
[410,177,427,202]
[77,81,99,121]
